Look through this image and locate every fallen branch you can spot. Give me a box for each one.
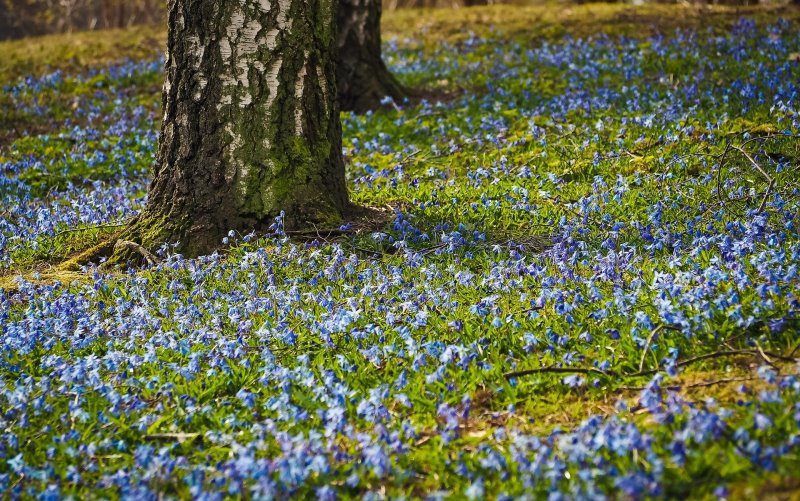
[618,376,754,392]
[505,347,798,382]
[143,432,201,442]
[503,365,609,380]
[284,228,350,237]
[114,240,158,266]
[510,305,545,317]
[630,349,763,378]
[419,243,447,256]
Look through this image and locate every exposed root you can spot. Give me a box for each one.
[114,239,159,266]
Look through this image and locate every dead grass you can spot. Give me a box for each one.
[384,3,800,43]
[0,270,93,292]
[1,4,798,85]
[0,25,164,85]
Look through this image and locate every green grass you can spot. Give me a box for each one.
[1,3,800,499]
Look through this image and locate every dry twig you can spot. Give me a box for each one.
[638,324,681,373]
[505,347,798,382]
[618,376,754,392]
[143,432,201,442]
[730,144,775,212]
[503,365,609,380]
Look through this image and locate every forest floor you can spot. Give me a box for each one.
[1,3,800,499]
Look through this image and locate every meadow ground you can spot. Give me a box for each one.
[1,3,800,499]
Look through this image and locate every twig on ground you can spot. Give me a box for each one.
[115,239,158,266]
[284,228,350,237]
[790,341,800,359]
[503,365,609,380]
[638,324,681,373]
[506,347,797,382]
[630,349,762,378]
[618,376,754,392]
[510,305,544,317]
[419,243,448,256]
[684,376,754,389]
[143,432,201,442]
[761,350,798,363]
[397,149,426,166]
[353,246,386,257]
[730,144,775,212]
[754,340,778,370]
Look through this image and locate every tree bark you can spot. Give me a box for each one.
[115,0,347,260]
[337,0,405,113]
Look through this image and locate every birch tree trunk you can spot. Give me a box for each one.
[337,0,405,113]
[115,0,347,259]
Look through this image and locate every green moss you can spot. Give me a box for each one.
[0,270,94,292]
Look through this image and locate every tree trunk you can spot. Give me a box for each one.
[337,0,405,113]
[116,0,347,260]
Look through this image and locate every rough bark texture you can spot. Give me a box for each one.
[337,0,405,113]
[117,0,347,259]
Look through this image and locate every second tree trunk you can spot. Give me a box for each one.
[337,0,405,113]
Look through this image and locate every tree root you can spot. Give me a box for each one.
[114,240,159,266]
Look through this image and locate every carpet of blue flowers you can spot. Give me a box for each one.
[1,10,800,500]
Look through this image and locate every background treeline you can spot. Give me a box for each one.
[0,0,162,40]
[0,0,790,40]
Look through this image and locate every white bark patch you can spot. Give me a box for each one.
[276,0,292,31]
[264,28,280,50]
[177,109,191,158]
[186,35,208,102]
[265,56,282,112]
[227,7,245,40]
[294,53,308,135]
[186,35,205,68]
[220,38,232,62]
[193,75,208,102]
[175,8,185,32]
[162,122,174,149]
[316,63,329,118]
[235,18,263,107]
[224,123,245,185]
